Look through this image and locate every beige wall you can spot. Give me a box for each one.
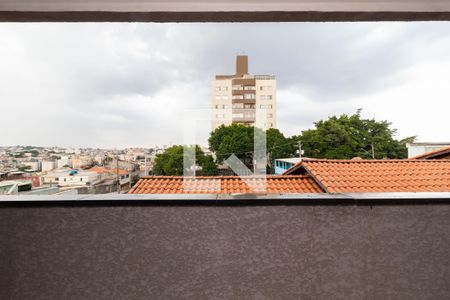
[211,79,232,130]
[255,79,276,130]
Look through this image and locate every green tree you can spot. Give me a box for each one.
[266,128,296,171]
[152,145,218,176]
[294,110,416,159]
[209,124,297,173]
[200,155,219,176]
[209,124,254,165]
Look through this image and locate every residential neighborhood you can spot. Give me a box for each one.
[0,145,169,195]
[1,56,450,196]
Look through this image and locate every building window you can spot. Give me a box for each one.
[80,178,83,181]
[244,94,255,100]
[215,87,221,91]
[267,113,273,118]
[222,95,229,100]
[260,104,272,109]
[232,103,244,109]
[260,86,272,91]
[260,95,272,100]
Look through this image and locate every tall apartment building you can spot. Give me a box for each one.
[212,55,276,130]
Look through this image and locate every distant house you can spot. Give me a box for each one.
[407,142,450,158]
[89,167,130,186]
[58,170,100,187]
[41,168,71,185]
[0,180,33,195]
[409,146,450,160]
[274,158,302,175]
[41,160,57,172]
[42,168,100,187]
[57,156,73,168]
[21,161,40,172]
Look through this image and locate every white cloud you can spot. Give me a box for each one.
[0,22,450,147]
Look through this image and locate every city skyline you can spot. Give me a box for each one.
[1,22,450,148]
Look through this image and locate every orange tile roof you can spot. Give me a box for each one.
[89,167,128,175]
[410,146,450,160]
[129,175,324,194]
[284,159,450,193]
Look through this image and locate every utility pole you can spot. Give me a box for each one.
[116,155,120,194]
[144,155,147,176]
[371,144,375,159]
[128,157,131,190]
[298,141,302,159]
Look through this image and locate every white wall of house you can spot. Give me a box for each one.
[119,174,130,186]
[407,143,450,158]
[57,157,72,168]
[22,161,40,171]
[41,161,56,172]
[58,172,100,187]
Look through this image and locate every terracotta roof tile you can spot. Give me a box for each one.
[284,159,450,193]
[129,175,324,194]
[89,167,128,175]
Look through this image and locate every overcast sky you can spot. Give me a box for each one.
[1,22,449,148]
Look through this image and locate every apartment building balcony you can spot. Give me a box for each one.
[232,98,256,105]
[232,117,255,123]
[232,107,256,114]
[231,89,256,96]
[254,75,276,80]
[232,78,256,86]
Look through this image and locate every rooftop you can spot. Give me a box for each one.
[129,175,323,194]
[89,166,128,175]
[284,159,450,193]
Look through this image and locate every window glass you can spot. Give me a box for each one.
[0,22,449,196]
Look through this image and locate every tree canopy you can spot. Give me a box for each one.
[293,110,415,159]
[152,145,218,176]
[208,124,255,164]
[208,124,296,172]
[266,128,296,161]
